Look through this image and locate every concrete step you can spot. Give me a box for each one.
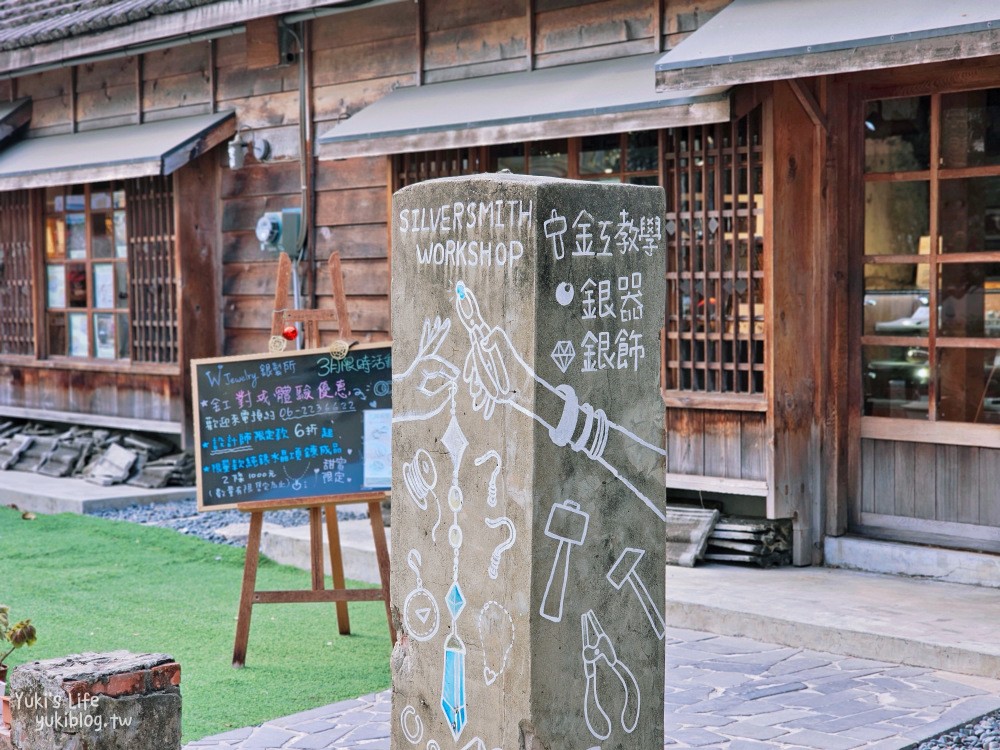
[666,562,1000,679]
[0,468,194,514]
[825,534,1000,588]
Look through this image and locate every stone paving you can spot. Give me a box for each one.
[184,627,1000,750]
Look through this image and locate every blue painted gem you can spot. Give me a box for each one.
[441,632,467,740]
[446,582,466,619]
[456,282,466,300]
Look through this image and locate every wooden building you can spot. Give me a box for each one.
[0,0,996,568]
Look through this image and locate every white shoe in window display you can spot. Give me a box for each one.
[876,304,930,332]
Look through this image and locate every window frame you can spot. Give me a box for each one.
[0,176,181,373]
[859,85,1000,434]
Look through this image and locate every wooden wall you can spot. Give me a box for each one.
[860,440,1000,529]
[0,365,180,424]
[666,409,767,481]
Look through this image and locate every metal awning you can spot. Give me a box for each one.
[318,53,729,159]
[0,98,30,148]
[656,0,1000,91]
[0,110,235,190]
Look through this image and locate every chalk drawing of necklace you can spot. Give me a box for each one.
[403,550,440,642]
[440,390,469,740]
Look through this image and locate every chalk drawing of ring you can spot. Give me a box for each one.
[426,742,441,750]
[403,449,437,511]
[403,550,440,642]
[374,380,391,397]
[400,705,423,744]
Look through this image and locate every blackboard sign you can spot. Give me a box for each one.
[191,344,392,511]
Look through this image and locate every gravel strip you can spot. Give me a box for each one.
[91,499,370,547]
[911,710,1000,750]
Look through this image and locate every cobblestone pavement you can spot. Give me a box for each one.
[185,627,1000,750]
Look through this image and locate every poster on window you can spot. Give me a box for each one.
[94,313,115,359]
[68,313,88,357]
[66,214,86,259]
[46,266,66,308]
[93,264,114,309]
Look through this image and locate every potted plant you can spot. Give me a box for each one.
[0,605,38,728]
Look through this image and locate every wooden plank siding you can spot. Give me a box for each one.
[666,408,767,482]
[0,364,180,424]
[860,439,1000,530]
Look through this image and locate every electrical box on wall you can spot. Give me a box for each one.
[256,208,301,254]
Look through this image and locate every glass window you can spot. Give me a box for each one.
[44,184,130,360]
[940,88,1000,169]
[864,182,929,256]
[862,87,1000,424]
[864,96,931,173]
[528,140,568,178]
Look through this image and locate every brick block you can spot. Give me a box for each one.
[9,651,181,750]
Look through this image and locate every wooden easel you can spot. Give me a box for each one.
[232,251,395,668]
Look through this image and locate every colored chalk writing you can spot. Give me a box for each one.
[191,344,392,510]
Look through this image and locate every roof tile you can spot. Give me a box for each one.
[0,0,228,52]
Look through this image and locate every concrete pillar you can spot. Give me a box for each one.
[391,173,665,750]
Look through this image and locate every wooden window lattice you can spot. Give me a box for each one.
[126,175,178,363]
[394,148,488,190]
[664,109,766,395]
[0,190,34,356]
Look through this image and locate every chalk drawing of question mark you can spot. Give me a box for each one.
[474,450,502,507]
[485,516,516,579]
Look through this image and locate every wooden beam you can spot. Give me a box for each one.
[787,78,828,133]
[860,417,1000,450]
[526,0,535,71]
[664,473,768,496]
[415,0,423,86]
[0,405,183,434]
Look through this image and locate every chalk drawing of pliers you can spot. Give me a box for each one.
[455,281,510,420]
[581,609,640,740]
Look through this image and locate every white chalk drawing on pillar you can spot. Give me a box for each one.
[484,516,516,580]
[539,499,589,623]
[441,385,470,741]
[403,448,437,512]
[391,312,470,739]
[550,340,576,374]
[401,705,424,744]
[403,550,440,642]
[473,450,502,507]
[426,742,440,750]
[392,316,460,424]
[607,547,665,640]
[478,600,515,687]
[581,609,640,741]
[454,281,668,522]
[555,281,575,306]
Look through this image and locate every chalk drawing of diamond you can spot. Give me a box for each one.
[442,414,468,472]
[446,582,467,619]
[551,341,576,374]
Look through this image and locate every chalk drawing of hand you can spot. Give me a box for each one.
[455,281,524,421]
[393,316,460,423]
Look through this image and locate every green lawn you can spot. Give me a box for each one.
[0,506,392,742]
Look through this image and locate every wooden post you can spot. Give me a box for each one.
[231,251,394,668]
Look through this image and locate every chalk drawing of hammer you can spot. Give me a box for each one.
[607,547,665,640]
[540,499,590,623]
